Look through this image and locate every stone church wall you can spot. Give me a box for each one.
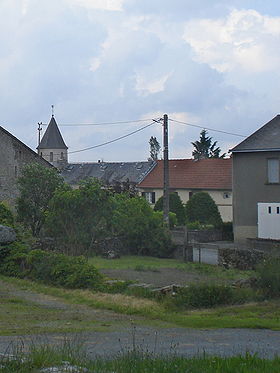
[0,127,51,206]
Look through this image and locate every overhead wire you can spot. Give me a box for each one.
[68,119,160,154]
[41,118,155,126]
[169,118,247,138]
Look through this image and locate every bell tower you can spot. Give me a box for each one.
[37,115,68,169]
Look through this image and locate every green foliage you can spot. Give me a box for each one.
[256,258,280,298]
[192,129,225,159]
[0,245,104,289]
[185,192,222,227]
[0,202,14,227]
[221,221,233,240]
[154,193,186,225]
[16,163,64,236]
[173,283,235,309]
[45,178,112,255]
[149,136,161,160]
[111,194,173,257]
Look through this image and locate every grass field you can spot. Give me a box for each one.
[1,275,280,332]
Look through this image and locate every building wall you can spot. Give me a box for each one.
[233,151,280,244]
[38,148,68,169]
[139,187,232,222]
[0,128,51,206]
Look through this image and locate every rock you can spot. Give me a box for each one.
[40,361,88,372]
[0,225,16,244]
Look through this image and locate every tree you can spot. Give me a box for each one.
[185,192,222,227]
[16,163,64,236]
[192,130,225,160]
[45,179,112,255]
[149,136,161,161]
[111,194,172,257]
[154,193,186,225]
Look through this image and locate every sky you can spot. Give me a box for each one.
[1,0,280,162]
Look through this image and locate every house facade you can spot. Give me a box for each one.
[231,115,280,244]
[138,158,232,222]
[0,126,51,206]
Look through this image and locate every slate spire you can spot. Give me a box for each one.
[37,116,68,150]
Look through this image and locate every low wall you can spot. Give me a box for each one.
[218,247,265,270]
[247,238,280,255]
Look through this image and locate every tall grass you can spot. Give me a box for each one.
[0,341,280,373]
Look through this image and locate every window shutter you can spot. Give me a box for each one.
[152,192,155,204]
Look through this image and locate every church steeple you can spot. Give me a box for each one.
[37,116,68,169]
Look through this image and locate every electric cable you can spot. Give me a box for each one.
[169,118,247,137]
[68,120,159,154]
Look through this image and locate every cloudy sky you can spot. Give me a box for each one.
[1,0,280,162]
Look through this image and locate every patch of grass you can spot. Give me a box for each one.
[1,275,280,331]
[89,255,253,281]
[1,342,280,373]
[0,279,142,336]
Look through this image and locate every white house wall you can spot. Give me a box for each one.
[139,188,232,222]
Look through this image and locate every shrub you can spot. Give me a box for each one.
[185,192,222,228]
[111,194,173,257]
[0,246,104,289]
[0,202,14,227]
[256,258,280,298]
[154,193,186,225]
[173,283,234,309]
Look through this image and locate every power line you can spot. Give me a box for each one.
[41,118,155,127]
[68,120,158,154]
[169,118,247,138]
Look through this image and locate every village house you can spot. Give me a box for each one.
[0,125,51,206]
[231,114,280,244]
[138,158,232,222]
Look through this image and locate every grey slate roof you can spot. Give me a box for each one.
[37,116,68,150]
[61,161,156,186]
[231,115,280,153]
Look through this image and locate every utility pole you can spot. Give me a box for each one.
[163,114,169,226]
[38,122,42,149]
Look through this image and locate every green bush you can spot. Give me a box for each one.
[154,193,186,225]
[185,192,222,228]
[0,202,14,227]
[0,246,104,290]
[111,194,173,257]
[173,283,234,309]
[256,258,280,298]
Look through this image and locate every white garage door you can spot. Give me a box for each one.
[258,202,280,239]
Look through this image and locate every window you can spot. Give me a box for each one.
[61,152,64,159]
[267,159,279,183]
[50,152,53,162]
[268,206,272,214]
[223,192,231,199]
[142,192,155,204]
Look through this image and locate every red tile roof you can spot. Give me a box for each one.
[138,158,232,190]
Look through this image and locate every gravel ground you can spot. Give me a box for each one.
[0,327,279,359]
[100,268,211,288]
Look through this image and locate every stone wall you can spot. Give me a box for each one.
[0,127,51,206]
[218,247,265,270]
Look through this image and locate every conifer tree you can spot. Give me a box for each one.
[192,130,225,160]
